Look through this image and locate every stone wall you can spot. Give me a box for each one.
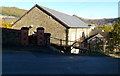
[12,7,67,45]
[2,27,51,46]
[2,28,21,45]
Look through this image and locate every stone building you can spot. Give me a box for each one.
[81,33,104,51]
[12,4,92,46]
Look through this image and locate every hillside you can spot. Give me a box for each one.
[73,15,119,26]
[0,7,27,17]
[82,18,119,25]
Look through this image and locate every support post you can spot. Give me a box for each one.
[37,27,44,46]
[21,27,29,45]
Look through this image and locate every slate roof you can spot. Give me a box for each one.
[36,4,89,28]
[83,33,104,43]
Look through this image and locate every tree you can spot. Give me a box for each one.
[95,25,113,32]
[107,21,120,52]
[2,21,12,28]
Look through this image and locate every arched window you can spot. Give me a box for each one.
[82,32,85,38]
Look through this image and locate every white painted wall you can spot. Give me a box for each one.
[68,28,91,45]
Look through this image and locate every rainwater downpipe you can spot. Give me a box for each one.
[75,28,77,47]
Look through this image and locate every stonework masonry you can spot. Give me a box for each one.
[2,28,21,45]
[2,27,51,46]
[13,7,67,45]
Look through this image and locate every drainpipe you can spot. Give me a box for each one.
[75,28,77,41]
[75,28,77,47]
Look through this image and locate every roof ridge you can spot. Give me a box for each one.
[35,4,69,28]
[36,4,88,27]
[13,4,89,28]
[36,4,73,17]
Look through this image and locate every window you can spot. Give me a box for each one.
[82,32,85,38]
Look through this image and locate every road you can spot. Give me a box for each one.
[2,51,120,74]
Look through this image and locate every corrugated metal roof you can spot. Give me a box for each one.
[37,4,89,28]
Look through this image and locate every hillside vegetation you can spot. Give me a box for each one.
[82,18,119,25]
[73,15,119,25]
[0,7,27,17]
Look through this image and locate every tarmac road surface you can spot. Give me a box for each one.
[2,52,120,74]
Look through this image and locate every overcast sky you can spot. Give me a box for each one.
[1,0,119,19]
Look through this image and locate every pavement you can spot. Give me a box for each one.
[2,51,120,74]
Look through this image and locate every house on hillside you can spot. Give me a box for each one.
[12,4,93,46]
[81,33,104,51]
[89,29,109,38]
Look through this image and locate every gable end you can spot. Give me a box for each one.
[12,4,69,29]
